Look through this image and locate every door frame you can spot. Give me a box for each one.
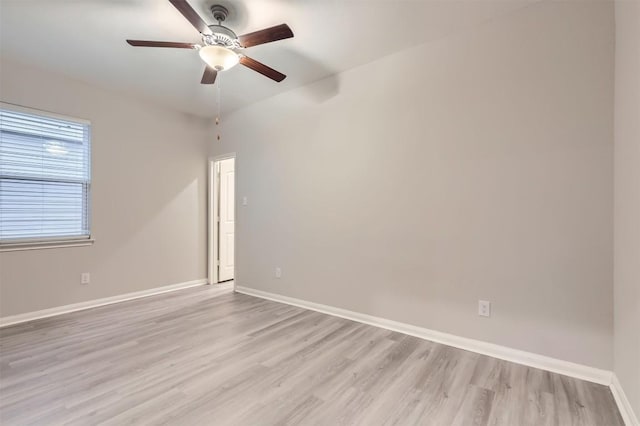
[208,153,236,286]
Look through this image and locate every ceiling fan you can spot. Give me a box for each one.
[126,0,294,85]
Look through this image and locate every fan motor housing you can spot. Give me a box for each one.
[204,5,240,48]
[203,25,240,48]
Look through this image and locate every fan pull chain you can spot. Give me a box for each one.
[216,74,222,141]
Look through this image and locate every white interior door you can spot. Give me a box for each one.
[218,158,235,282]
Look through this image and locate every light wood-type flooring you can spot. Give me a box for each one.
[0,284,624,425]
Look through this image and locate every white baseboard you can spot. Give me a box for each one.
[0,279,209,328]
[235,286,613,386]
[611,374,640,426]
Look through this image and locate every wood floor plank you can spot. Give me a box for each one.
[0,284,624,425]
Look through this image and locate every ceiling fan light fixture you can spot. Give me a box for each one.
[199,45,239,71]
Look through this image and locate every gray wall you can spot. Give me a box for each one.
[212,1,615,369]
[0,59,210,317]
[614,0,640,417]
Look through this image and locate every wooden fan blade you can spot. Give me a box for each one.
[238,24,293,48]
[201,66,218,84]
[239,56,286,82]
[126,40,198,49]
[168,0,212,35]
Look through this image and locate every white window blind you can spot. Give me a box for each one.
[0,105,91,243]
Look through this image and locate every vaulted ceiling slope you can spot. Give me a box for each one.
[0,0,536,117]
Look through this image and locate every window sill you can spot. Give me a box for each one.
[0,238,95,252]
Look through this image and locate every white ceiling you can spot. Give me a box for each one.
[0,0,536,117]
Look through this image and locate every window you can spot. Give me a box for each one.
[0,104,91,247]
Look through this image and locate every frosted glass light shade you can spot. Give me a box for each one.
[198,46,239,71]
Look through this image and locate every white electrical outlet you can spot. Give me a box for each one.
[275,267,282,278]
[242,196,248,206]
[478,300,491,317]
[81,273,91,285]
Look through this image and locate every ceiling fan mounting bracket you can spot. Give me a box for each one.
[210,5,229,23]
